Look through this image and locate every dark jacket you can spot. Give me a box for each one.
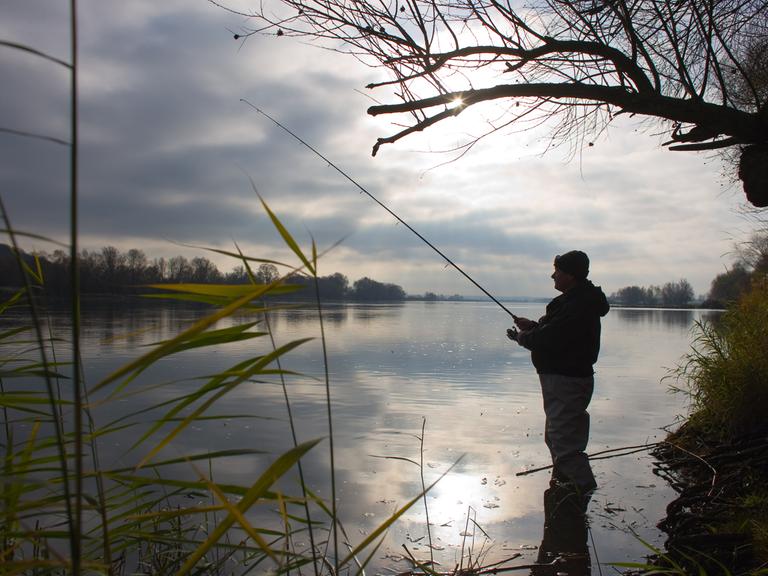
[518,280,610,377]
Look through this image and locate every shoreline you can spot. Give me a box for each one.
[651,425,768,573]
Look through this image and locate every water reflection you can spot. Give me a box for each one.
[611,307,724,330]
[3,300,723,574]
[531,483,591,576]
[282,307,321,325]
[613,307,694,329]
[351,302,405,323]
[277,302,407,326]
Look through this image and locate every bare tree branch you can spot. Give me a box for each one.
[0,39,72,69]
[222,0,768,206]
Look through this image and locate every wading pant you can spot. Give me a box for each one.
[539,373,596,491]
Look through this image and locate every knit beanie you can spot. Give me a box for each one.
[554,250,589,279]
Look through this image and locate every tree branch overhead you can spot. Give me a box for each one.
[228,0,768,206]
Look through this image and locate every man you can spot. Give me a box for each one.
[507,250,609,494]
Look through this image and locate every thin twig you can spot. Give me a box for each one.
[313,272,339,573]
[69,1,84,572]
[259,292,319,576]
[590,446,661,461]
[0,127,70,146]
[393,554,569,575]
[419,418,435,568]
[515,442,660,476]
[660,440,718,497]
[0,39,72,68]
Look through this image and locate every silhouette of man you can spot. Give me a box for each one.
[507,250,609,494]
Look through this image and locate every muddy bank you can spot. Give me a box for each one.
[650,427,768,573]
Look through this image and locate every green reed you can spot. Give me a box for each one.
[664,276,768,570]
[611,531,737,576]
[1,197,454,574]
[0,2,458,572]
[669,276,768,441]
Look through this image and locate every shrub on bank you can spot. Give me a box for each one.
[662,275,768,569]
[672,275,768,441]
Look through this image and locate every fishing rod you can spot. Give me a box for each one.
[242,99,519,321]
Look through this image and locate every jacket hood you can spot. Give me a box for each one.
[574,280,610,317]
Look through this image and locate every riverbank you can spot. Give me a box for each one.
[648,277,768,574]
[652,426,768,573]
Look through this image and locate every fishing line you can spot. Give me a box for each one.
[242,99,519,320]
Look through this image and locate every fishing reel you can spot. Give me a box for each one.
[506,328,520,342]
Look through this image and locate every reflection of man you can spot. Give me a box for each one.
[530,485,591,576]
[507,250,609,494]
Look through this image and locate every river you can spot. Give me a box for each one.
[4,299,721,573]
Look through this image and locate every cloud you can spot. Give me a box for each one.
[0,1,752,298]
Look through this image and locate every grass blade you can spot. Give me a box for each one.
[91,283,276,395]
[258,195,314,276]
[339,455,464,568]
[175,438,322,575]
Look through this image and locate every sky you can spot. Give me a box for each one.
[0,0,758,298]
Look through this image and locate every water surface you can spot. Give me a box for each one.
[12,300,719,572]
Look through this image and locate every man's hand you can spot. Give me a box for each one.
[514,317,537,331]
[506,328,519,342]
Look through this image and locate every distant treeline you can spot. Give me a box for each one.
[608,279,695,307]
[609,230,768,308]
[706,232,768,307]
[408,292,465,301]
[0,244,405,301]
